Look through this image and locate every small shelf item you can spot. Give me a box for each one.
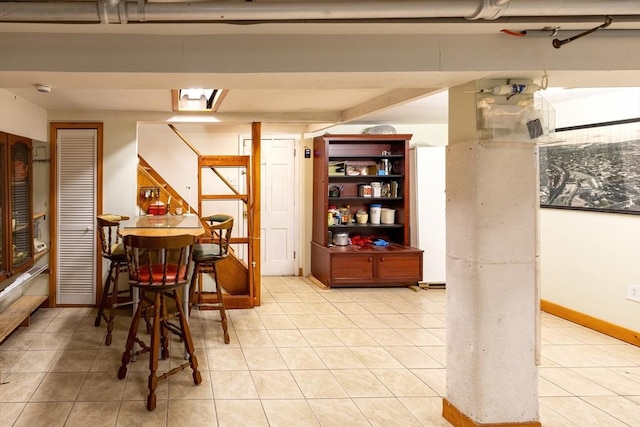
[33,211,47,254]
[34,240,47,254]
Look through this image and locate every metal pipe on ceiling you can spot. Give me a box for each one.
[0,0,638,24]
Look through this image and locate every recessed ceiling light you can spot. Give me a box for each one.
[35,83,51,93]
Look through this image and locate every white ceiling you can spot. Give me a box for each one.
[1,1,639,126]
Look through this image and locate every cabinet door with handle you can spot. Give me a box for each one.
[331,254,374,284]
[376,253,422,283]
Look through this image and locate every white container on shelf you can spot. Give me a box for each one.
[369,204,382,224]
[370,182,382,197]
[380,208,395,224]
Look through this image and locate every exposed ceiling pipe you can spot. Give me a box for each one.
[0,0,638,24]
[552,15,613,48]
[467,0,511,20]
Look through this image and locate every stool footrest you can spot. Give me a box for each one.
[193,302,224,308]
[159,362,192,381]
[112,301,134,309]
[164,321,182,336]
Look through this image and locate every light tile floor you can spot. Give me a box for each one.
[1,276,638,426]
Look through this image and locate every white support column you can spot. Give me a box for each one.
[443,80,541,426]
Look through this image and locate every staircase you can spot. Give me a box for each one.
[137,156,251,307]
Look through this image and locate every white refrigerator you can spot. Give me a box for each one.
[410,146,446,286]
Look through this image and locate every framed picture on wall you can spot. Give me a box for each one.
[539,118,640,215]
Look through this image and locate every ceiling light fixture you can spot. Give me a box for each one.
[181,88,214,101]
[172,88,227,112]
[35,83,51,93]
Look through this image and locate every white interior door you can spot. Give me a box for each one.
[56,129,97,304]
[241,137,297,276]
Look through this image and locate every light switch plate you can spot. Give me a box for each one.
[627,284,640,303]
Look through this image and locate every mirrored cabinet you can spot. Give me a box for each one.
[0,131,34,282]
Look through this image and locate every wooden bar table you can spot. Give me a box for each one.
[119,214,204,238]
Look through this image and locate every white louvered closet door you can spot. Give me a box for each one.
[56,129,97,305]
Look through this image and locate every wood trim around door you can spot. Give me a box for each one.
[251,122,261,306]
[49,122,103,307]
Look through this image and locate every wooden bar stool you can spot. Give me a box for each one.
[190,214,233,344]
[94,214,131,346]
[117,233,202,411]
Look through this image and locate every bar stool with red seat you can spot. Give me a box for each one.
[94,214,131,346]
[117,233,201,411]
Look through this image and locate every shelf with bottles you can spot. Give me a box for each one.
[328,154,404,161]
[327,140,407,159]
[328,145,406,177]
[330,182,401,199]
[329,197,403,204]
[328,175,404,182]
[329,223,403,230]
[328,160,404,177]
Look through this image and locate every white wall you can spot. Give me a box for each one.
[0,89,47,141]
[539,88,640,331]
[102,121,139,218]
[540,209,640,330]
[138,122,309,206]
[544,87,640,127]
[322,123,448,146]
[138,123,210,211]
[47,112,140,219]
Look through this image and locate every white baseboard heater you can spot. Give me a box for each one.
[0,264,49,308]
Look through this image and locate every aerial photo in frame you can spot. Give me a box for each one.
[539,119,640,215]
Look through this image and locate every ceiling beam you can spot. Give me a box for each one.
[46,109,342,124]
[340,88,444,123]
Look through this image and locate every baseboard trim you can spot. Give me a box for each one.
[442,399,541,427]
[540,299,639,347]
[307,275,329,290]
